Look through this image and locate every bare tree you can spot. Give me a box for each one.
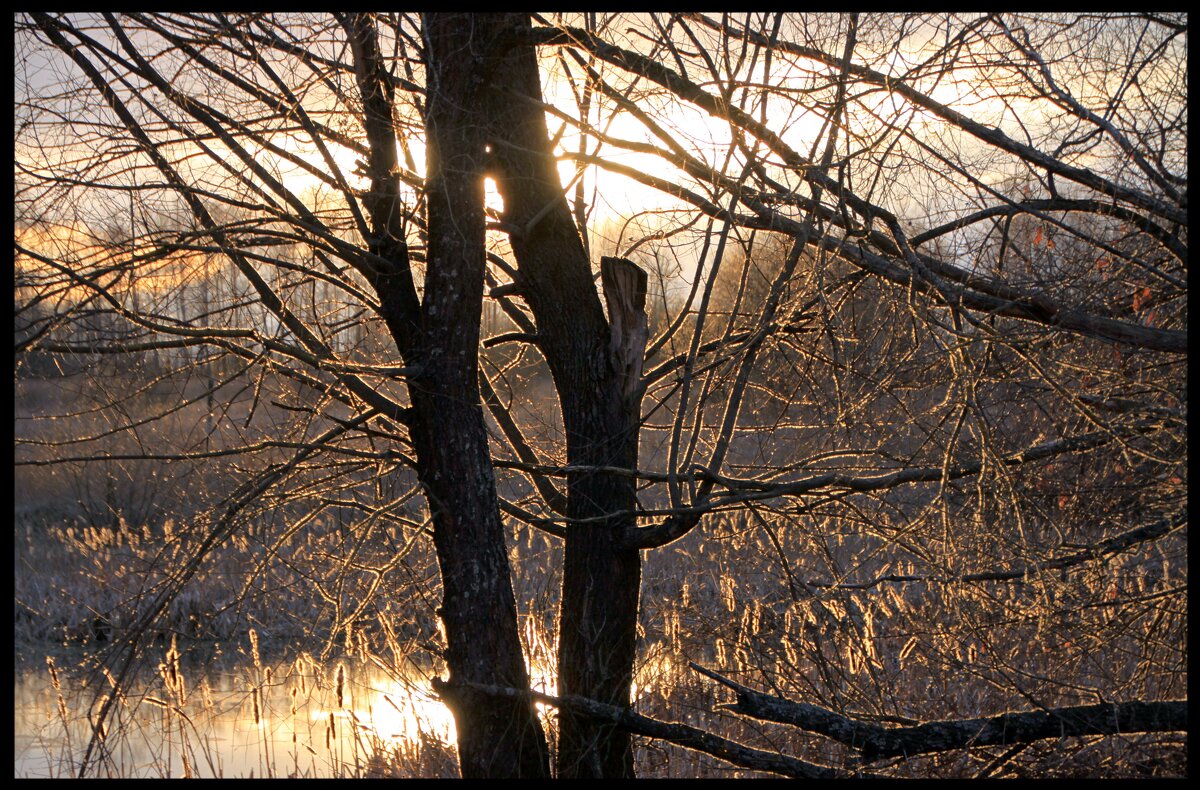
[15,12,1185,778]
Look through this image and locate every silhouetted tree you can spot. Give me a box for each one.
[15,12,1185,778]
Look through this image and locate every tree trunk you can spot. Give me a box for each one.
[484,13,645,777]
[352,12,551,777]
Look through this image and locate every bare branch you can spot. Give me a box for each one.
[691,664,1187,763]
[438,679,866,779]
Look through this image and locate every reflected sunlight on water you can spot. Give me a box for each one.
[14,646,460,779]
[327,672,457,748]
[16,637,693,777]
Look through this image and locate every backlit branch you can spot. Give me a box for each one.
[691,664,1187,764]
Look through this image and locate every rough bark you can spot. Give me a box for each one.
[349,13,550,777]
[483,12,645,777]
[693,664,1189,763]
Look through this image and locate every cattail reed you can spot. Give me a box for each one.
[249,628,261,671]
[294,656,307,695]
[46,655,61,693]
[201,677,214,711]
[335,664,345,709]
[93,700,107,743]
[46,656,70,731]
[163,634,186,703]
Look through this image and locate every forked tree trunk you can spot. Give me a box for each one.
[348,12,551,777]
[484,13,647,777]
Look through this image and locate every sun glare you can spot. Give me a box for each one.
[328,682,457,746]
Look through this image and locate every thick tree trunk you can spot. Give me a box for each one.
[409,393,550,779]
[484,13,645,777]
[417,15,551,777]
[347,13,551,777]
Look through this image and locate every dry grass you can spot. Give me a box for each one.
[13,456,1186,780]
[16,631,464,779]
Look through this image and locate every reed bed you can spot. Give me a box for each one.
[14,505,1186,778]
[16,631,463,778]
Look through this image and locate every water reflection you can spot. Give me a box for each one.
[14,645,459,778]
[16,641,692,778]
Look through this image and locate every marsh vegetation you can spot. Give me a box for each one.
[15,11,1187,778]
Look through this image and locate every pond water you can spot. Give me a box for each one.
[14,641,460,779]
[14,635,689,778]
